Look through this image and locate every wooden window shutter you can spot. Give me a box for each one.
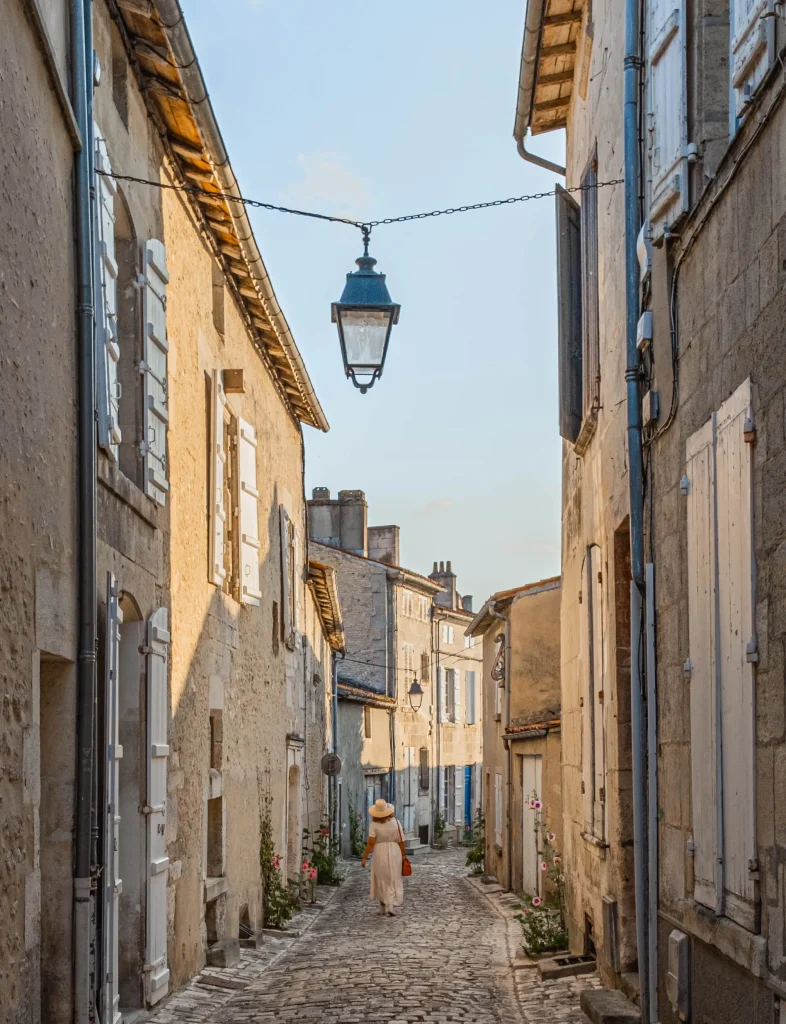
[580,158,600,419]
[103,573,122,1024]
[94,132,121,458]
[715,379,756,929]
[730,0,775,123]
[237,419,261,606]
[589,544,606,841]
[437,667,447,723]
[280,506,294,648]
[465,671,475,725]
[142,240,169,505]
[419,748,429,791]
[647,0,689,239]
[555,185,583,442]
[209,370,227,587]
[144,607,170,1005]
[453,668,462,724]
[687,412,718,911]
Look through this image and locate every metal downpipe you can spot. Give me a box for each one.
[624,0,650,1015]
[72,0,97,1019]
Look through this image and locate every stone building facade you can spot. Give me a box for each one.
[467,580,561,897]
[515,0,786,1020]
[307,490,483,851]
[2,2,339,1021]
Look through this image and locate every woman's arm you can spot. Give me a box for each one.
[360,835,376,867]
[397,819,406,858]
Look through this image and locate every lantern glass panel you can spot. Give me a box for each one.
[340,309,391,368]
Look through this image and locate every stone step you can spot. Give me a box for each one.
[580,989,641,1024]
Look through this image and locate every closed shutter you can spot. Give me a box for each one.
[731,0,774,121]
[142,240,169,505]
[494,773,503,846]
[209,371,227,587]
[454,669,462,725]
[280,506,293,647]
[647,0,689,239]
[237,419,261,606]
[145,607,170,1005]
[716,379,756,929]
[292,527,300,636]
[555,186,583,442]
[94,133,121,457]
[454,767,463,831]
[437,667,447,723]
[438,765,445,815]
[687,413,718,909]
[580,158,600,418]
[590,544,606,840]
[103,574,122,1024]
[465,671,475,725]
[419,748,429,791]
[580,552,594,834]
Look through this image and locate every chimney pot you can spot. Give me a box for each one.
[432,561,438,573]
[312,487,330,500]
[446,560,452,573]
[439,561,445,573]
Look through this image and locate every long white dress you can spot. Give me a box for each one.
[369,818,404,907]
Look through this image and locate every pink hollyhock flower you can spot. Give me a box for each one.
[321,828,329,835]
[547,832,556,842]
[302,860,310,872]
[309,868,317,881]
[541,861,548,872]
[533,800,543,810]
[531,896,543,907]
[528,798,536,809]
[553,856,561,864]
[272,854,281,869]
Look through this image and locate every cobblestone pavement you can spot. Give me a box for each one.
[151,850,599,1024]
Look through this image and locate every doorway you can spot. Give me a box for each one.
[117,597,146,1013]
[521,755,543,897]
[285,743,304,880]
[464,765,473,829]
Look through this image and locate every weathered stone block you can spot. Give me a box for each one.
[580,988,641,1023]
[205,938,240,968]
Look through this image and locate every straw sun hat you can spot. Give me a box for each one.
[369,798,395,819]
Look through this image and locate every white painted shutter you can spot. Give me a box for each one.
[716,379,756,929]
[438,765,445,816]
[209,370,227,587]
[465,672,475,725]
[494,773,503,846]
[142,240,169,505]
[103,573,122,1024]
[454,668,462,725]
[580,553,594,835]
[647,0,689,239]
[280,506,293,647]
[145,608,170,1005]
[455,767,463,831]
[94,133,121,458]
[687,414,718,911]
[237,419,261,606]
[590,544,606,840]
[437,667,447,723]
[731,0,774,121]
[292,527,300,635]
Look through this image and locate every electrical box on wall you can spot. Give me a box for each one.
[666,929,690,1021]
[643,390,659,427]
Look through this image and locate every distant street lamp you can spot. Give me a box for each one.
[407,680,424,713]
[331,230,400,394]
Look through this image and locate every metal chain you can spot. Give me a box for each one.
[98,170,623,239]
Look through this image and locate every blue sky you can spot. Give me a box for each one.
[182,0,566,604]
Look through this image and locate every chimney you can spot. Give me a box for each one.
[462,595,473,613]
[368,525,400,566]
[307,486,341,547]
[429,559,457,610]
[338,490,368,556]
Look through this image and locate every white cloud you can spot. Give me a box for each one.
[284,152,372,221]
[414,498,454,517]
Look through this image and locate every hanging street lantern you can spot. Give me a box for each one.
[407,679,424,713]
[331,230,400,394]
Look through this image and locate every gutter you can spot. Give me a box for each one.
[72,0,97,1019]
[154,0,329,434]
[513,0,566,177]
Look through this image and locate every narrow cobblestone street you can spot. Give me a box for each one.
[153,850,596,1024]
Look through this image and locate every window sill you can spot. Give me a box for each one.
[660,901,767,979]
[204,876,229,903]
[580,830,608,857]
[573,409,598,457]
[98,454,159,528]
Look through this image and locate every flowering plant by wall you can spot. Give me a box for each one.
[303,819,341,886]
[514,825,568,956]
[259,796,299,929]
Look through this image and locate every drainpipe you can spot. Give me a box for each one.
[513,0,566,177]
[433,613,447,846]
[489,601,513,892]
[516,135,566,177]
[72,0,97,1020]
[624,0,650,1015]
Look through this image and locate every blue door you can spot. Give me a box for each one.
[464,765,473,828]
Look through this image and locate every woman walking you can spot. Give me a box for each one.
[361,799,408,916]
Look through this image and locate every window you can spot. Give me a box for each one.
[442,766,456,825]
[419,748,429,792]
[401,642,414,676]
[687,378,755,930]
[494,773,503,847]
[420,652,430,681]
[581,543,606,841]
[444,669,458,723]
[279,507,298,648]
[441,625,454,646]
[419,596,429,621]
[465,671,476,725]
[464,634,475,648]
[364,706,372,739]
